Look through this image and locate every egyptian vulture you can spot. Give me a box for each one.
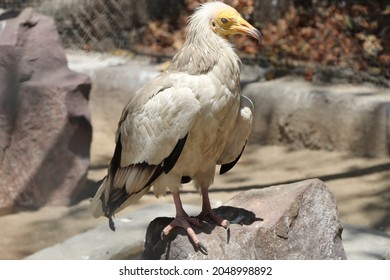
[90,1,261,253]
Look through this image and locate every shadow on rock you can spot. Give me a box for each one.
[213,205,263,225]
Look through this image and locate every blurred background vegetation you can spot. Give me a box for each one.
[1,0,389,85]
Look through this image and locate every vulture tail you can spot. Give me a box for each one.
[92,134,189,231]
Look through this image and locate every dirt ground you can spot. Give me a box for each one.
[1,142,389,259]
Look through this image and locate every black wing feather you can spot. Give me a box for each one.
[219,143,246,175]
[104,133,189,231]
[163,134,188,174]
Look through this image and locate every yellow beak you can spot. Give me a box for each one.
[231,17,262,43]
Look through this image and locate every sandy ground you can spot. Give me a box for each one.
[1,142,389,259]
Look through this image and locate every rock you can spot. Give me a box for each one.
[142,179,346,260]
[240,64,266,89]
[0,9,92,215]
[244,77,390,157]
[342,224,390,260]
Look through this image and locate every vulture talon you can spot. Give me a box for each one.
[197,208,230,229]
[223,220,230,230]
[197,242,208,255]
[200,220,212,227]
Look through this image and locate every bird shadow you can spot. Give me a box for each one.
[141,206,263,260]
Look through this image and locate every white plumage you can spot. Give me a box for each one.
[90,1,260,253]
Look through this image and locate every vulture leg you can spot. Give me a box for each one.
[198,186,230,229]
[161,191,208,253]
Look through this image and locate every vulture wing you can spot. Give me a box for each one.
[90,73,200,229]
[218,95,253,174]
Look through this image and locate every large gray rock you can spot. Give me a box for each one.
[143,179,346,260]
[342,224,390,260]
[0,9,92,214]
[244,77,390,157]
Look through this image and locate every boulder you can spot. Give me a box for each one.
[0,8,92,215]
[142,179,346,260]
[342,224,390,260]
[244,77,390,157]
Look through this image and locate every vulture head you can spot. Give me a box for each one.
[189,2,262,43]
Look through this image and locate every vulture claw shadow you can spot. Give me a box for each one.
[142,206,262,260]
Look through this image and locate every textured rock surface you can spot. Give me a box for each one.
[0,9,92,215]
[143,179,346,260]
[244,77,390,157]
[343,224,390,260]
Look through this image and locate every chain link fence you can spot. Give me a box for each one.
[0,0,153,52]
[1,0,389,85]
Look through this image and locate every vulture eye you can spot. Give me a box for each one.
[221,18,229,24]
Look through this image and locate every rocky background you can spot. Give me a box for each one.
[0,1,389,260]
[0,8,92,214]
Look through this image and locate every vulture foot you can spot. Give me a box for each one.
[197,211,231,244]
[161,215,209,254]
[198,211,230,229]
